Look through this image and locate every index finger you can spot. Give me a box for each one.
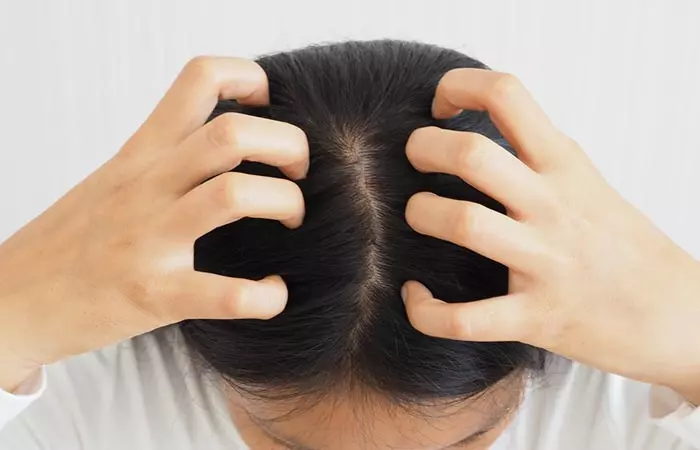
[402,281,535,343]
[432,69,571,170]
[140,56,269,147]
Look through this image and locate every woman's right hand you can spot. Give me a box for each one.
[0,57,309,392]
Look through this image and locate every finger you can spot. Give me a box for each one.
[402,281,534,342]
[407,127,553,217]
[153,113,309,192]
[138,57,269,148]
[432,69,572,170]
[405,193,550,273]
[165,172,305,240]
[170,273,287,320]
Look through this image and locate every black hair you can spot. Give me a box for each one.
[179,40,546,406]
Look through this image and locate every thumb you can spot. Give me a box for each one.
[401,281,534,342]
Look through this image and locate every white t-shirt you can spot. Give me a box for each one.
[1,328,699,449]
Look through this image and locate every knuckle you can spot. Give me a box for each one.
[545,238,579,275]
[206,113,243,149]
[211,172,244,211]
[123,278,150,304]
[488,73,523,104]
[539,188,567,215]
[120,277,163,322]
[448,310,472,339]
[184,56,218,85]
[222,283,253,317]
[455,134,490,174]
[451,203,482,245]
[535,305,571,348]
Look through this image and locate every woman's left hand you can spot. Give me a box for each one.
[401,68,700,404]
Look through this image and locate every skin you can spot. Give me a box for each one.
[402,69,700,404]
[0,57,310,390]
[0,57,699,447]
[226,376,522,450]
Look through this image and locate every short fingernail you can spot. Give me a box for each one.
[401,283,409,302]
[286,160,309,181]
[282,213,304,230]
[258,275,288,315]
[432,97,462,119]
[301,158,310,179]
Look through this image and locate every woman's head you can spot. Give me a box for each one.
[179,40,545,448]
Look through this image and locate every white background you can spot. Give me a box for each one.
[1,1,699,256]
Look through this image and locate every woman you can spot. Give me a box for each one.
[0,40,699,449]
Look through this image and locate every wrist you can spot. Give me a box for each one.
[0,284,47,393]
[0,363,42,394]
[0,338,44,393]
[666,260,700,406]
[2,368,42,396]
[669,381,700,407]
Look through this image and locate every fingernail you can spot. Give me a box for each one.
[432,97,463,119]
[260,274,281,282]
[301,158,310,179]
[258,275,288,313]
[401,284,409,302]
[282,213,304,230]
[284,161,307,181]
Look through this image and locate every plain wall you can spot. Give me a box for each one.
[1,1,699,257]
